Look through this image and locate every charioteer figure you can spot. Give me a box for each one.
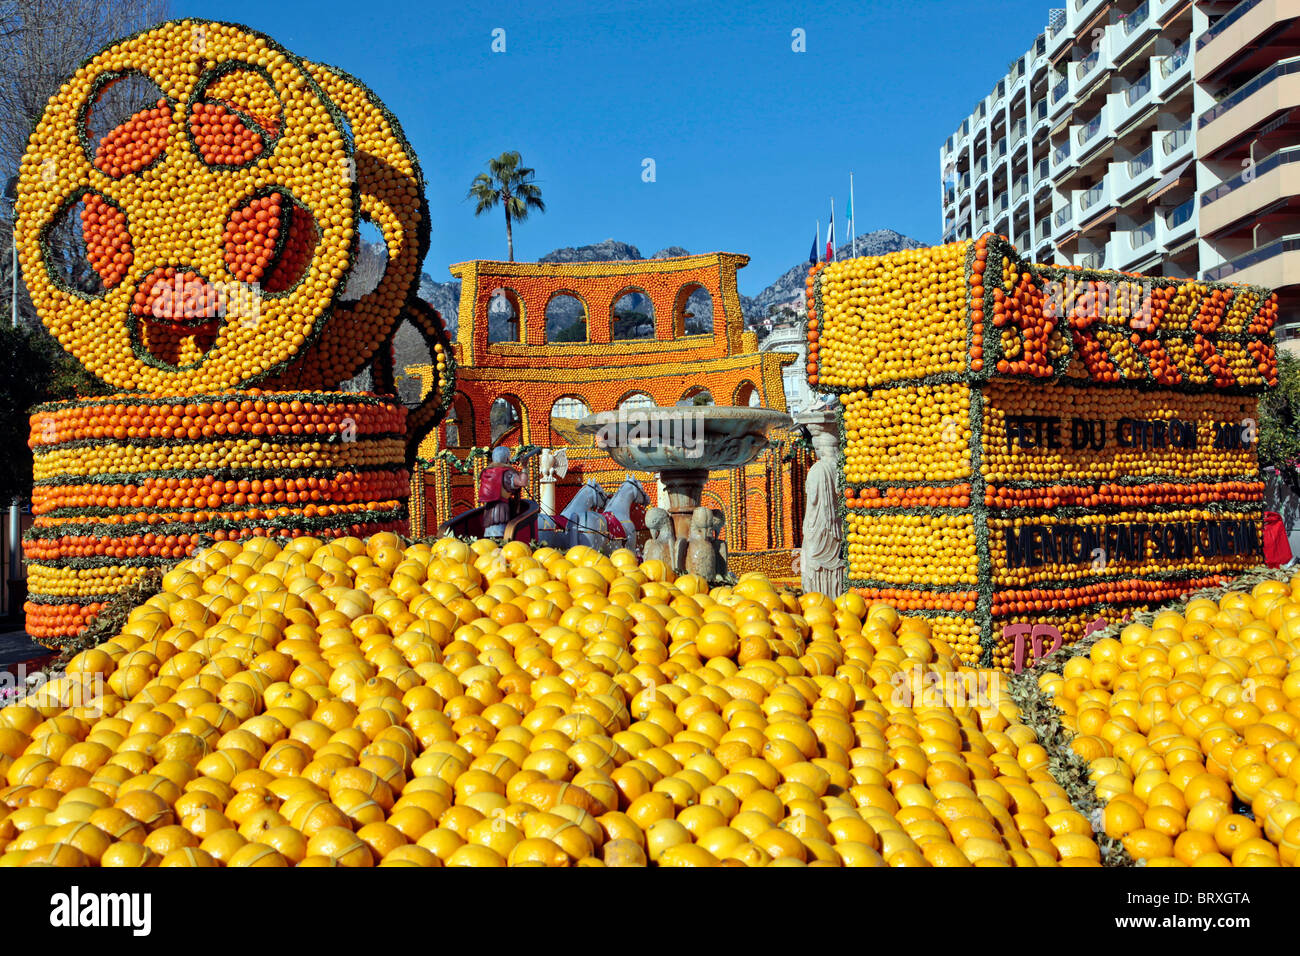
[479,446,532,537]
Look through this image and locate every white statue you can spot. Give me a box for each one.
[795,417,845,598]
[537,448,568,530]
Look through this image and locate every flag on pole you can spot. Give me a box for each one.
[826,200,835,262]
[848,173,856,259]
[810,222,819,266]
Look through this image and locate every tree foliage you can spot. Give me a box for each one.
[0,322,110,502]
[467,151,545,262]
[1259,349,1300,493]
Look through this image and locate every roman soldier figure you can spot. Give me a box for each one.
[479,446,530,537]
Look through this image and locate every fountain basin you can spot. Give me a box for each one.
[578,404,793,552]
[576,405,792,471]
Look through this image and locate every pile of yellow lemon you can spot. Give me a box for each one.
[1044,577,1300,866]
[0,534,1103,866]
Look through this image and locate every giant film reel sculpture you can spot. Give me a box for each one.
[16,20,453,646]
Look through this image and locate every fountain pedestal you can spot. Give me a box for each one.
[578,405,792,577]
[659,468,708,541]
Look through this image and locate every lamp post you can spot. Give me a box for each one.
[4,174,23,624]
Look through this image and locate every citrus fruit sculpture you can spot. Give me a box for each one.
[807,234,1277,671]
[16,20,454,645]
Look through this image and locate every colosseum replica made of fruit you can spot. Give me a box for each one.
[806,233,1279,671]
[406,254,809,580]
[14,20,454,645]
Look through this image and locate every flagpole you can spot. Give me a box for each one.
[816,220,820,264]
[850,173,856,259]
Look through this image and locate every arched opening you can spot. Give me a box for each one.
[340,217,388,302]
[550,395,593,446]
[617,390,657,412]
[486,287,522,344]
[733,380,762,407]
[679,387,715,406]
[490,395,525,444]
[545,292,587,343]
[443,392,475,448]
[675,284,714,336]
[612,288,655,341]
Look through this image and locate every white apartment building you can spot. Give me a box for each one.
[940,0,1299,340]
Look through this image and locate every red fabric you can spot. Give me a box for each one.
[602,512,627,540]
[1264,511,1292,567]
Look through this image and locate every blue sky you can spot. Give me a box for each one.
[175,0,1054,294]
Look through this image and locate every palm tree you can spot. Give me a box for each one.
[467,151,546,262]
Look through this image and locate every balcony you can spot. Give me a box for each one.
[974,156,989,181]
[1204,234,1300,284]
[943,185,957,209]
[1078,250,1106,270]
[1049,75,1071,118]
[1200,145,1300,235]
[1048,11,1073,58]
[1051,137,1074,175]
[1077,175,1114,223]
[1113,144,1156,198]
[1011,118,1028,146]
[1075,49,1101,83]
[1053,203,1075,236]
[1157,196,1197,247]
[1157,118,1194,173]
[1153,38,1192,100]
[992,192,1010,218]
[1197,0,1287,78]
[1112,0,1156,60]
[1113,67,1155,129]
[992,138,1008,163]
[1010,61,1027,97]
[1035,157,1053,192]
[1071,0,1106,32]
[1012,175,1030,206]
[1116,219,1159,268]
[1199,56,1300,156]
[1074,106,1113,162]
[958,170,972,192]
[1033,99,1050,128]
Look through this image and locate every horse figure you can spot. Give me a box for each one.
[602,474,648,553]
[538,479,610,551]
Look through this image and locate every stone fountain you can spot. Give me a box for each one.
[578,405,792,576]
